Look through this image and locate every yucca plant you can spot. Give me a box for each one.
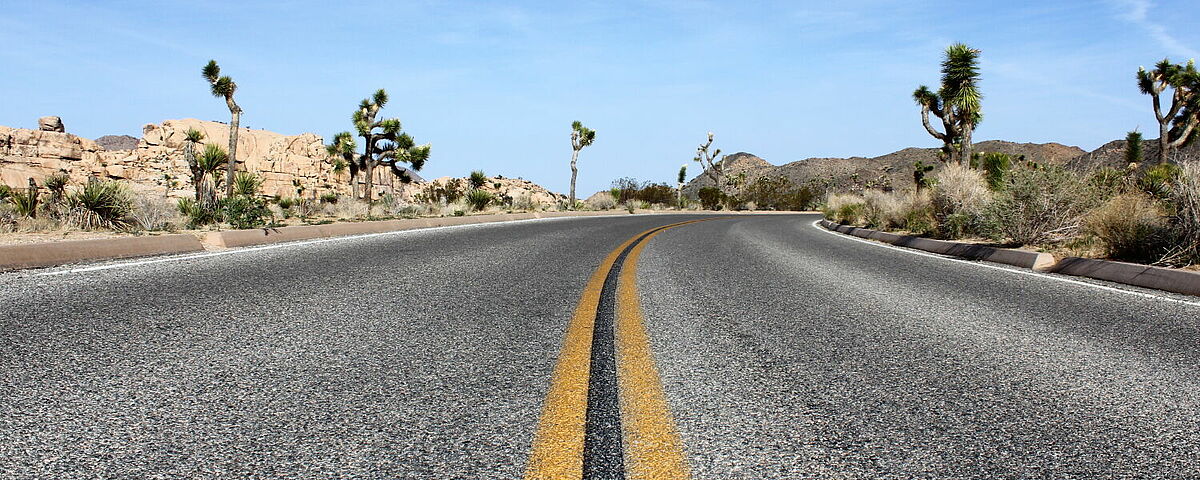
[66,178,134,229]
[913,43,983,163]
[198,143,229,201]
[202,60,242,197]
[469,170,487,189]
[182,128,206,201]
[9,186,38,218]
[233,171,262,197]
[466,189,493,211]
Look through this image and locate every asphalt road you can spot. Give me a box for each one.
[3,213,1199,478]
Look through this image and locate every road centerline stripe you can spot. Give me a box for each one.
[526,219,713,480]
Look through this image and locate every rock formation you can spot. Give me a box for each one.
[1,117,400,199]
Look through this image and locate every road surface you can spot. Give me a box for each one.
[2,213,1198,478]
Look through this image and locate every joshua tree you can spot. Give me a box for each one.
[693,132,725,193]
[331,89,430,202]
[569,121,596,208]
[202,60,242,197]
[1125,130,1144,165]
[677,164,688,208]
[913,43,983,164]
[326,132,359,198]
[182,128,206,201]
[1137,59,1200,164]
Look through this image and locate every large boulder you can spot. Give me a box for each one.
[38,116,64,132]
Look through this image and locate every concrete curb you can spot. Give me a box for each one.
[818,219,1056,271]
[0,234,205,271]
[818,219,1200,297]
[1047,256,1200,297]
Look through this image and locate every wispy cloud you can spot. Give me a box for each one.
[1115,0,1198,59]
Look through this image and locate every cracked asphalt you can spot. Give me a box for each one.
[3,213,1199,478]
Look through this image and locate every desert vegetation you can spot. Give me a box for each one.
[568,121,596,208]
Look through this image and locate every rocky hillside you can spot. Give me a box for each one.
[684,140,1086,195]
[94,135,138,151]
[1067,137,1200,170]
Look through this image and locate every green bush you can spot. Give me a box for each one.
[66,179,134,229]
[319,192,339,204]
[984,164,1093,245]
[0,184,11,202]
[222,195,270,229]
[233,172,262,197]
[277,197,295,209]
[466,189,494,211]
[970,152,1016,191]
[698,187,724,210]
[177,198,217,228]
[636,183,676,206]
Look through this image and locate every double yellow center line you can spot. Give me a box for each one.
[526,219,712,480]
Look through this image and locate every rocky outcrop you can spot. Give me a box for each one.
[94,135,138,151]
[38,116,64,132]
[0,118,401,199]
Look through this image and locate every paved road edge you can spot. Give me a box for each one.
[818,219,1200,297]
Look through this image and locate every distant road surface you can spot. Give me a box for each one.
[3,213,1198,478]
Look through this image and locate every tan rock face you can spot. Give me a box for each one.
[1,118,375,199]
[38,116,64,132]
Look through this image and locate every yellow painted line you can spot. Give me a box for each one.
[617,225,694,480]
[525,219,708,479]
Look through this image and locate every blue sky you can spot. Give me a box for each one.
[2,1,1197,194]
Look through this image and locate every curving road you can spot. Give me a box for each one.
[2,213,1198,478]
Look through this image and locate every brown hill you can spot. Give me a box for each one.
[685,141,1086,195]
[1067,137,1200,170]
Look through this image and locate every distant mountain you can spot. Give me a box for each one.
[1067,137,1200,170]
[94,135,138,151]
[684,141,1086,195]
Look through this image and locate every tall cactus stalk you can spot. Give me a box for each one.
[694,132,725,194]
[913,43,983,164]
[1137,59,1200,164]
[202,60,242,197]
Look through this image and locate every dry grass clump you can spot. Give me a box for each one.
[823,193,866,225]
[1084,192,1166,262]
[932,162,992,238]
[862,190,905,229]
[587,195,617,210]
[1161,160,1200,266]
[323,196,370,219]
[131,196,182,231]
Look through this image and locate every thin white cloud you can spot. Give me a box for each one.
[1116,0,1199,59]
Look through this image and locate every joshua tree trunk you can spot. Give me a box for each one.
[960,126,974,164]
[225,104,241,197]
[569,150,579,208]
[364,163,375,203]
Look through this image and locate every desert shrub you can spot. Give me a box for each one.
[823,193,865,224]
[0,203,16,232]
[1090,166,1132,200]
[469,170,487,189]
[43,173,69,201]
[132,196,180,231]
[698,187,724,210]
[636,183,675,206]
[1084,192,1167,262]
[862,190,906,229]
[610,177,640,204]
[277,197,295,209]
[177,198,217,228]
[1138,163,1182,201]
[324,196,370,219]
[0,184,11,202]
[222,195,270,229]
[511,193,538,211]
[292,198,317,218]
[1160,160,1200,266]
[931,163,992,238]
[744,176,815,210]
[319,192,339,204]
[66,179,134,229]
[902,190,937,235]
[452,209,465,216]
[466,189,493,211]
[587,194,617,210]
[984,164,1093,245]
